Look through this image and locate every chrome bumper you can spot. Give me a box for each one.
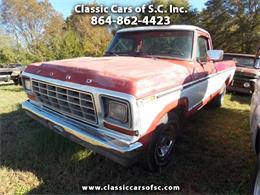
[22,100,143,166]
[227,85,254,94]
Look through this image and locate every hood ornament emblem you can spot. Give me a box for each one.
[65,75,71,80]
[86,79,93,84]
[49,72,54,76]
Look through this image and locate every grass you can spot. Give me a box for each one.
[0,85,255,194]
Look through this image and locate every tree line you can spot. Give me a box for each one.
[0,0,259,65]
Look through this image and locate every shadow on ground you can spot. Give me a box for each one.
[229,92,252,104]
[0,103,255,194]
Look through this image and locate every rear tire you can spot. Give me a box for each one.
[141,113,180,172]
[211,84,226,108]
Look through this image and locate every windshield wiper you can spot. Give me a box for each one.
[105,52,119,56]
[105,51,160,59]
[134,52,158,59]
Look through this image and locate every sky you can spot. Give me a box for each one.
[49,0,207,18]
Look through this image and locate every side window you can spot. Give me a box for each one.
[197,37,209,62]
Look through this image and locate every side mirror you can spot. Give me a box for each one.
[207,50,224,61]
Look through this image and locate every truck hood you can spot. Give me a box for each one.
[235,66,260,78]
[24,56,192,98]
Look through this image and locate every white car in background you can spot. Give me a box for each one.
[250,78,260,194]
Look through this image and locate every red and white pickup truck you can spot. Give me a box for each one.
[21,25,236,171]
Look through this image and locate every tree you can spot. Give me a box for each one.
[199,0,232,51]
[0,1,112,63]
[66,8,112,57]
[0,31,16,49]
[0,0,64,57]
[110,0,199,33]
[58,30,83,59]
[200,0,259,54]
[140,0,199,25]
[227,0,259,53]
[0,31,18,64]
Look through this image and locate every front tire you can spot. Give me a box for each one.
[141,113,180,172]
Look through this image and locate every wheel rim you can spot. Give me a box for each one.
[155,133,175,159]
[254,169,260,195]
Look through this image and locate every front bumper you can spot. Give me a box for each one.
[22,100,143,166]
[0,74,11,82]
[227,85,254,94]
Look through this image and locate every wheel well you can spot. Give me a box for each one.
[171,105,186,119]
[141,104,186,146]
[157,105,186,126]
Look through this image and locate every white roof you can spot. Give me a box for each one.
[117,25,209,34]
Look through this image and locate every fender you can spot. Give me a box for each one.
[142,85,224,140]
[138,97,188,146]
[145,97,189,135]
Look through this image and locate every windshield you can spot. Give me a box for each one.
[224,55,260,68]
[106,30,194,60]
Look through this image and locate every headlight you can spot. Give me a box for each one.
[23,78,32,91]
[102,97,130,126]
[243,82,250,88]
[108,101,128,122]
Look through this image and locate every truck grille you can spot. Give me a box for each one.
[32,80,98,125]
[232,78,244,87]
